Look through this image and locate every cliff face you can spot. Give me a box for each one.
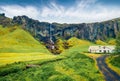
[0,13,120,42]
[12,15,120,42]
[0,13,12,26]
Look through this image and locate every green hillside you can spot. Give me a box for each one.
[62,37,95,54]
[67,37,92,46]
[0,25,50,53]
[54,37,94,54]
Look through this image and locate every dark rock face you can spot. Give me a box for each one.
[12,16,120,42]
[12,15,51,42]
[0,13,12,27]
[0,13,120,42]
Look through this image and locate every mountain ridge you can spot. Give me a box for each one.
[0,13,120,43]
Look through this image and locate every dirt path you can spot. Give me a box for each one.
[96,55,120,81]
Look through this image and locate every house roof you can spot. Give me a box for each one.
[89,46,99,50]
[89,46,115,51]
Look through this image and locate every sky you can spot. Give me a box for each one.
[0,0,120,23]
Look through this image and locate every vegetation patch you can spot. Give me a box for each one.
[108,39,116,45]
[0,25,50,53]
[0,53,57,66]
[106,55,120,75]
[95,40,107,45]
[0,52,104,81]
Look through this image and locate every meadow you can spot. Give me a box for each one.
[0,53,57,66]
[0,26,106,81]
[0,52,104,81]
[106,55,120,75]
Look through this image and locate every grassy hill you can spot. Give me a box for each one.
[0,25,50,53]
[67,37,92,46]
[61,37,95,54]
[54,37,94,54]
[0,27,105,81]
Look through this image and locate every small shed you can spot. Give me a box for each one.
[88,46,115,53]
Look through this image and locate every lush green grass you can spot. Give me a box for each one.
[0,26,50,53]
[0,52,104,81]
[106,55,120,75]
[95,40,107,45]
[61,43,95,55]
[107,39,116,45]
[53,37,94,54]
[0,26,104,81]
[61,37,95,54]
[110,55,120,68]
[0,53,58,66]
[67,37,92,46]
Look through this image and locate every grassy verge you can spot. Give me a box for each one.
[85,53,105,79]
[106,55,120,75]
[0,56,64,76]
[0,53,57,66]
[0,52,104,81]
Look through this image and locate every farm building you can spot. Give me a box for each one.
[88,46,115,53]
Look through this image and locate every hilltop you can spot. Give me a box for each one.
[0,25,50,53]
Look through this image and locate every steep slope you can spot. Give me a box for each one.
[0,13,120,43]
[67,37,92,46]
[12,15,120,42]
[0,26,50,53]
[61,37,94,54]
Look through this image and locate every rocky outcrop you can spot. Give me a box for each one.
[0,13,120,43]
[0,13,12,26]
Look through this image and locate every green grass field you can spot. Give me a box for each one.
[109,55,120,68]
[61,37,95,54]
[106,55,120,75]
[0,53,57,66]
[0,52,104,81]
[0,26,105,81]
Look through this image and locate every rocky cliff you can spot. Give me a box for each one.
[0,13,120,43]
[12,15,120,42]
[0,13,12,26]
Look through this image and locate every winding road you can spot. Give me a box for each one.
[96,55,120,81]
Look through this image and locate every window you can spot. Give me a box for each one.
[90,49,91,53]
[104,50,106,53]
[108,50,109,53]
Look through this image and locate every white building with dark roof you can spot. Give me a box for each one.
[88,46,115,53]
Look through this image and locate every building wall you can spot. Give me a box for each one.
[89,48,114,53]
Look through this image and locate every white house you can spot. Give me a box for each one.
[88,46,115,53]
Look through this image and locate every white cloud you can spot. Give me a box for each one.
[40,2,64,17]
[0,5,39,19]
[0,0,120,23]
